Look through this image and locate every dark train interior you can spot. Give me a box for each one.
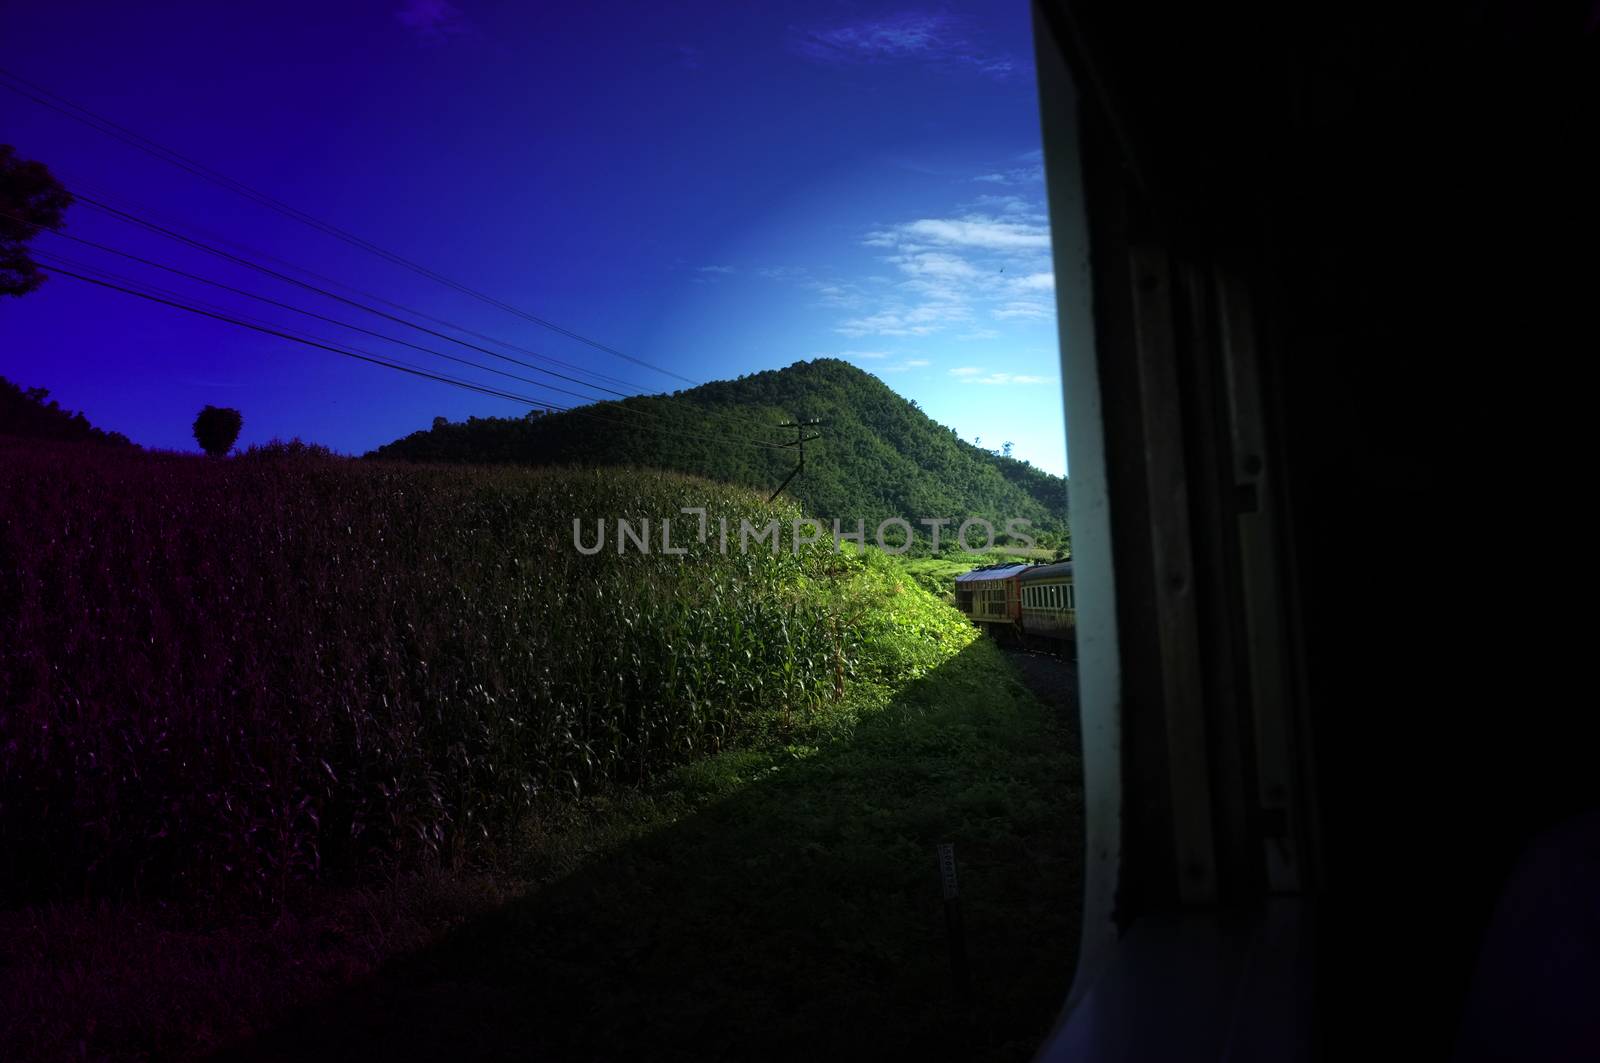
[1030,2,1597,1058]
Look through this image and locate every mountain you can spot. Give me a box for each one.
[0,376,135,448]
[370,359,1068,549]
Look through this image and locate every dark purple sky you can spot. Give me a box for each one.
[1,1,1067,473]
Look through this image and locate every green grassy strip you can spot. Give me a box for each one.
[225,637,1084,1062]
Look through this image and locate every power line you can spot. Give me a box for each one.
[39,252,792,452]
[768,420,823,502]
[12,208,793,451]
[56,190,788,441]
[3,68,792,441]
[34,256,794,453]
[43,169,657,396]
[0,65,703,387]
[70,192,650,402]
[36,258,573,410]
[16,213,787,442]
[20,225,773,441]
[36,173,790,440]
[16,219,625,408]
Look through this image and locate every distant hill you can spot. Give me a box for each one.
[0,376,135,448]
[371,358,1067,548]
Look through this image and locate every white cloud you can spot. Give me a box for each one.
[890,216,1051,252]
[395,0,467,38]
[698,265,736,274]
[807,280,869,309]
[877,357,932,374]
[790,13,1018,79]
[972,194,1041,217]
[839,208,1055,337]
[824,353,930,373]
[964,373,1056,386]
[892,250,979,279]
[836,302,970,337]
[993,299,1053,320]
[949,366,985,377]
[972,164,1044,186]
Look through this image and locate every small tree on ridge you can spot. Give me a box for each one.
[193,405,243,457]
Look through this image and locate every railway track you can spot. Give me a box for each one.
[1002,644,1080,727]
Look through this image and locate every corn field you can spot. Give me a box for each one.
[0,439,972,908]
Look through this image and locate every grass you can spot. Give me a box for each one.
[898,550,1060,603]
[1,631,1082,1063]
[232,637,1083,1062]
[0,868,524,1061]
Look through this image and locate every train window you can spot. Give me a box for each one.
[0,1,1119,1059]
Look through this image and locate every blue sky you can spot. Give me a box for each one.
[1,1,1068,475]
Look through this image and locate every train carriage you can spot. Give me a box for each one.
[954,559,1077,653]
[953,563,1029,629]
[1019,560,1076,645]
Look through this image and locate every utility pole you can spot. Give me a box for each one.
[768,419,822,503]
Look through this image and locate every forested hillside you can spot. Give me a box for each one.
[372,358,1068,547]
[0,376,135,448]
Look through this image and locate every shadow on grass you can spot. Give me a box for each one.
[217,640,1083,1063]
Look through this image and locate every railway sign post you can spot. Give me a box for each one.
[937,842,971,1004]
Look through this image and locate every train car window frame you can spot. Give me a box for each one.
[1030,0,1124,1018]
